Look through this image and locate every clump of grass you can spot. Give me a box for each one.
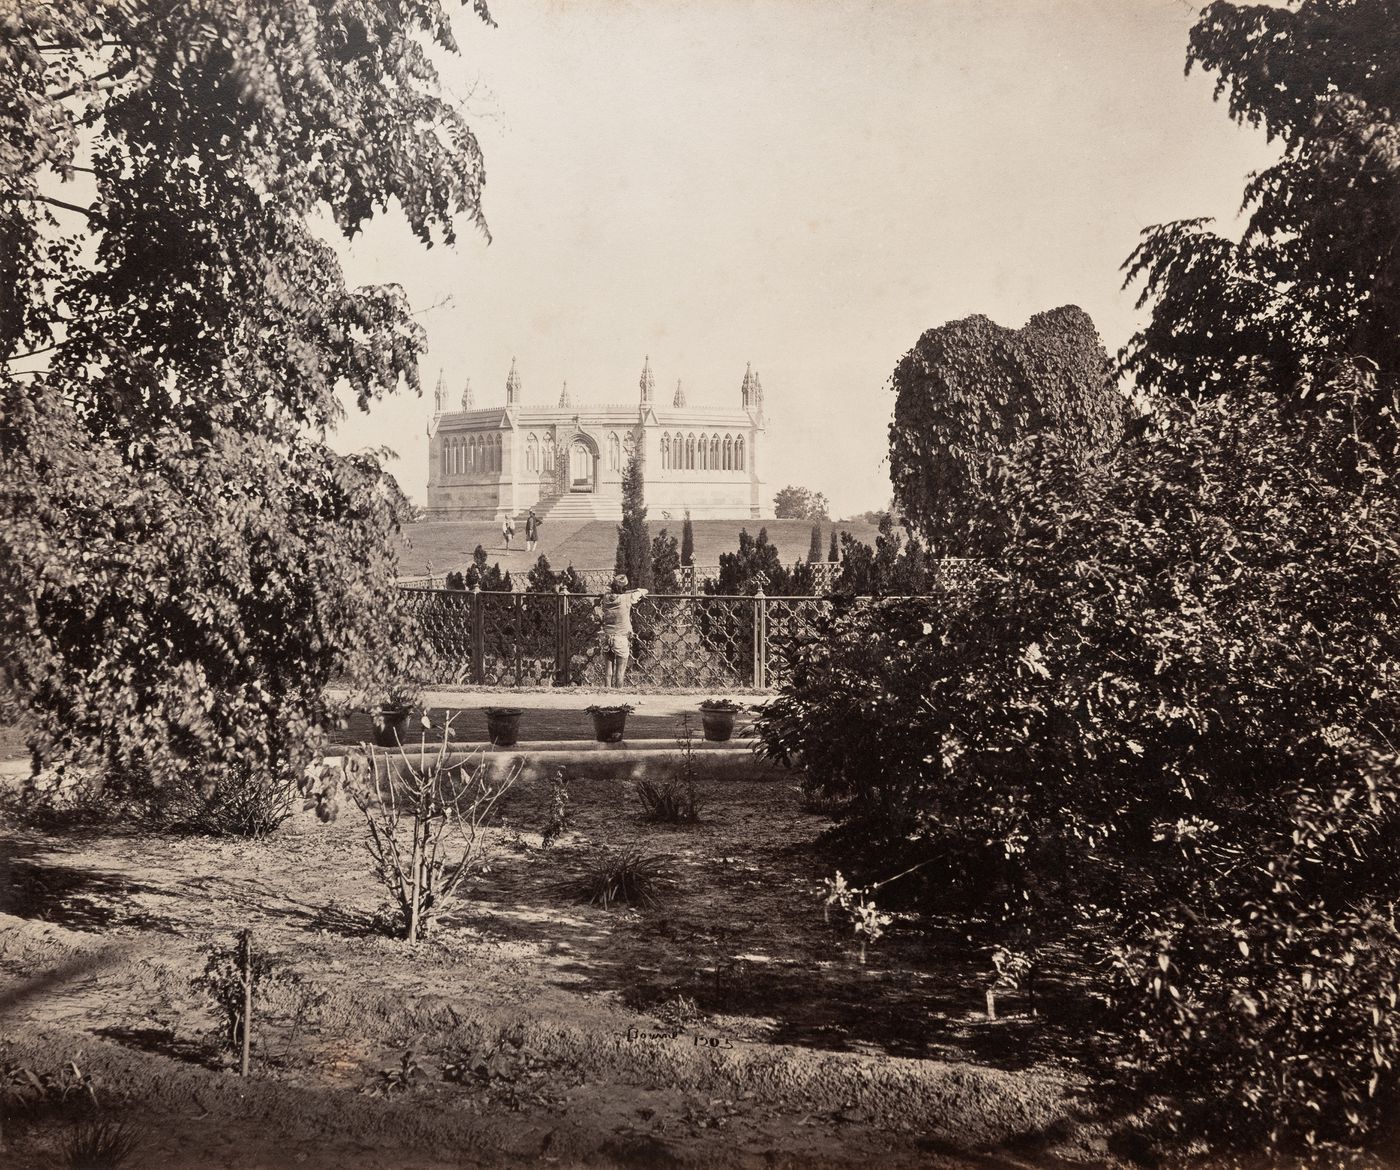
[66,1119,140,1169]
[636,778,701,824]
[577,847,672,908]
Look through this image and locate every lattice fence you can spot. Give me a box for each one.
[399,588,845,688]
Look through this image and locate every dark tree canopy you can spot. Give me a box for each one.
[889,305,1127,555]
[613,451,651,589]
[650,528,680,593]
[772,485,830,521]
[680,511,695,567]
[0,1,492,788]
[1121,0,1400,419]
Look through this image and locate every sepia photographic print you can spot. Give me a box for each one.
[2,1,1398,1167]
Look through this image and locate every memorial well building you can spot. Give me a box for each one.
[425,357,768,522]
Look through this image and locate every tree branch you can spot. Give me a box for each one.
[1,193,102,223]
[47,69,122,102]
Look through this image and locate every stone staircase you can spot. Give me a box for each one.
[534,492,621,522]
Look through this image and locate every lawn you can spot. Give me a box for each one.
[397,518,888,578]
[0,763,1105,1169]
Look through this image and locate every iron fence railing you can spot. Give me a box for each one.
[399,587,848,688]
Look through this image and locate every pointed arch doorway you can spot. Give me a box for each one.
[568,435,597,493]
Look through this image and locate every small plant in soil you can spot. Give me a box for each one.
[177,762,299,838]
[337,719,518,941]
[637,716,703,824]
[65,1118,140,1170]
[196,930,272,1074]
[371,1050,426,1097]
[577,847,672,909]
[539,766,572,847]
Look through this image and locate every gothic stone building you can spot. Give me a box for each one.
[425,357,767,523]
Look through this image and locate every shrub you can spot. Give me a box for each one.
[636,779,700,825]
[757,384,1400,1162]
[66,1119,140,1169]
[166,763,299,838]
[577,847,672,909]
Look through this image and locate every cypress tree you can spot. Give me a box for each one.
[807,523,823,563]
[613,452,652,588]
[828,530,839,562]
[680,510,695,567]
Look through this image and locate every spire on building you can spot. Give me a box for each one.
[506,357,520,407]
[639,355,654,405]
[460,377,474,411]
[433,368,447,415]
[753,370,764,408]
[673,378,686,408]
[740,362,754,409]
[558,380,572,408]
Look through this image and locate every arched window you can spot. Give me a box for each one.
[736,435,745,470]
[623,430,635,460]
[441,439,450,478]
[526,433,538,472]
[543,435,555,473]
[661,434,671,469]
[474,437,483,473]
[608,432,620,471]
[710,434,720,469]
[698,434,708,471]
[723,434,733,470]
[685,433,696,470]
[494,434,502,472]
[453,438,463,476]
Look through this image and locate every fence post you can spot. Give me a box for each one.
[555,585,570,687]
[752,584,766,689]
[514,592,524,686]
[470,584,484,685]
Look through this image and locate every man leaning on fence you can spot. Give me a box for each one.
[601,574,648,688]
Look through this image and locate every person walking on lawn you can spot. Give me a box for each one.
[601,573,648,688]
[525,509,540,553]
[502,514,515,551]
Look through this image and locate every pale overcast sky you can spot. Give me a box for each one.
[331,0,1279,518]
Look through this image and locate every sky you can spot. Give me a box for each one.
[331,0,1280,518]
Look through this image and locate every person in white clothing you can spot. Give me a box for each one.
[600,574,648,688]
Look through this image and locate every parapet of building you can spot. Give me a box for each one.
[425,356,768,522]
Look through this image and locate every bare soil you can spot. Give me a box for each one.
[0,768,1113,1169]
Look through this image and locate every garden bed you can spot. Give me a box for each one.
[0,767,1110,1168]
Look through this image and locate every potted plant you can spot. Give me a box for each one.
[698,698,743,742]
[585,703,634,743]
[483,706,524,747]
[371,687,418,748]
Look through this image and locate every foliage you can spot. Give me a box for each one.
[636,717,703,825]
[650,528,680,592]
[680,511,695,567]
[706,527,784,595]
[584,703,634,716]
[66,1118,140,1170]
[163,761,299,838]
[1121,0,1400,434]
[758,382,1400,1163]
[333,722,517,942]
[0,0,491,796]
[613,451,651,589]
[827,530,839,563]
[832,515,931,597]
[699,699,741,712]
[806,524,823,563]
[888,306,1127,556]
[444,570,466,591]
[821,871,894,964]
[539,766,571,848]
[576,847,672,909]
[197,930,274,1055]
[464,545,507,591]
[772,485,830,521]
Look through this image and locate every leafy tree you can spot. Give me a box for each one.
[0,1,491,792]
[613,451,651,589]
[806,523,823,563]
[827,530,839,563]
[888,306,1128,556]
[650,528,680,593]
[772,485,830,521]
[525,555,558,593]
[463,546,506,592]
[760,381,1400,1162]
[680,510,695,567]
[1122,0,1400,436]
[707,527,784,596]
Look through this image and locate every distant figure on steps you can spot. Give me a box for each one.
[502,515,515,551]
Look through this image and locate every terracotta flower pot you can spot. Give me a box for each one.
[371,705,412,748]
[484,708,523,747]
[588,708,629,743]
[700,708,737,742]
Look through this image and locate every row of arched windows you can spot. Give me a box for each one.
[441,433,501,477]
[660,432,745,472]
